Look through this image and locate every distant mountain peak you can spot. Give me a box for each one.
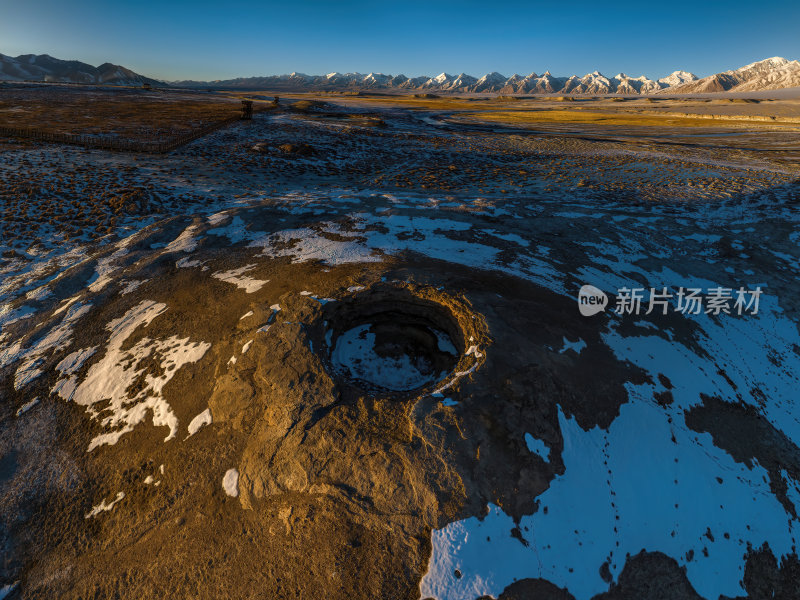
[0,52,161,86]
[666,56,800,93]
[736,56,790,71]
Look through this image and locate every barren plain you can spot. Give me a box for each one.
[1,84,800,600]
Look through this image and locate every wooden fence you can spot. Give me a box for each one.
[0,114,245,154]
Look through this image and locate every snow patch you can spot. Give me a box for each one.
[8,302,92,389]
[120,279,146,295]
[186,408,212,437]
[558,337,586,354]
[250,227,381,265]
[56,346,97,375]
[331,324,438,391]
[223,468,239,497]
[69,301,210,451]
[15,397,39,417]
[524,433,550,461]
[164,224,200,253]
[421,397,799,600]
[211,264,268,293]
[85,491,125,519]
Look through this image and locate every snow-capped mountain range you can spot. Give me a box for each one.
[173,57,800,94]
[0,53,162,87]
[664,57,800,93]
[2,53,799,94]
[175,69,701,94]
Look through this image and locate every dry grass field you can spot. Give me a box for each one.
[455,108,800,129]
[276,91,800,123]
[0,85,247,139]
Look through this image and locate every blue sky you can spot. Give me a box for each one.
[2,0,799,81]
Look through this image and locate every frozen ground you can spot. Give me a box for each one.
[1,97,800,599]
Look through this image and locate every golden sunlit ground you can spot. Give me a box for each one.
[453,108,800,129]
[0,86,246,139]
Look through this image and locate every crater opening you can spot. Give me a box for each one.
[321,287,465,394]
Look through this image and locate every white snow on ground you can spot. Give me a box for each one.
[55,346,97,375]
[164,224,200,253]
[464,345,483,358]
[84,491,125,519]
[207,211,230,226]
[67,300,211,451]
[88,247,129,293]
[52,295,81,316]
[249,214,561,289]
[186,408,212,437]
[211,264,268,293]
[223,468,239,497]
[557,336,586,354]
[0,583,18,599]
[15,397,39,417]
[421,288,800,600]
[208,215,250,243]
[422,396,799,600]
[250,227,382,265]
[348,214,560,289]
[176,257,203,268]
[305,294,335,304]
[51,375,78,401]
[257,304,282,333]
[0,245,88,308]
[784,469,800,510]
[239,310,254,320]
[0,304,36,326]
[12,362,43,390]
[332,324,436,391]
[524,433,550,461]
[597,271,800,447]
[119,279,146,295]
[434,365,477,393]
[420,504,519,600]
[483,229,531,247]
[4,302,92,390]
[241,340,253,354]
